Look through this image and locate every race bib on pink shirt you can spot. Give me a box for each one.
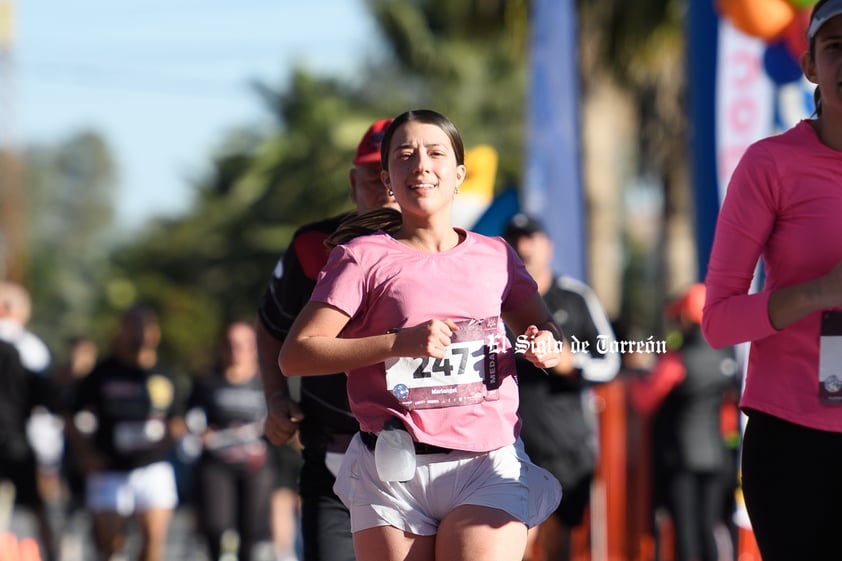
[384,317,501,410]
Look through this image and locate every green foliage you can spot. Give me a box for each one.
[21,131,117,355]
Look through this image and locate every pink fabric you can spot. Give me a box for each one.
[703,120,842,431]
[310,229,537,451]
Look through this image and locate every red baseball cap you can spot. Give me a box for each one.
[353,118,393,166]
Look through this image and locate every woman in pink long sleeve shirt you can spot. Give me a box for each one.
[702,1,842,558]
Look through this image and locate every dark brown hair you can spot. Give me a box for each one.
[379,109,465,171]
[325,207,403,249]
[809,0,833,116]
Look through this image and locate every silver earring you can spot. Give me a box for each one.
[388,189,394,196]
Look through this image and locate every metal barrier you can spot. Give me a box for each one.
[527,378,755,561]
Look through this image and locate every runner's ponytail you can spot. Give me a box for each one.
[325,208,402,249]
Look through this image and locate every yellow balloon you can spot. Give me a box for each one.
[452,145,498,229]
[461,145,498,201]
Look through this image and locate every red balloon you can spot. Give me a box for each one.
[784,9,812,58]
[716,0,797,41]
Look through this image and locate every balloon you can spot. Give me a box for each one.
[460,145,497,199]
[453,145,497,229]
[471,187,520,237]
[763,40,804,84]
[787,0,818,8]
[783,9,811,58]
[716,0,797,41]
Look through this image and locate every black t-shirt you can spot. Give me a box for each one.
[0,340,27,431]
[516,277,612,486]
[187,371,268,466]
[257,213,359,452]
[653,327,739,473]
[73,355,183,470]
[258,213,350,338]
[188,371,265,428]
[0,340,31,460]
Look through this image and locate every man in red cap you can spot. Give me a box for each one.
[256,118,396,561]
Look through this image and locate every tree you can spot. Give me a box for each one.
[577,0,690,335]
[22,131,117,352]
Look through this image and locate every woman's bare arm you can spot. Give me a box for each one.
[279,301,458,376]
[502,292,574,374]
[768,260,842,330]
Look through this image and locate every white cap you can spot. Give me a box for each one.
[808,0,842,42]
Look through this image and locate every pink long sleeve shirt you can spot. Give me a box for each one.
[703,120,842,432]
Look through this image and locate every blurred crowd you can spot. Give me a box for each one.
[0,283,302,561]
[0,113,743,561]
[0,271,742,561]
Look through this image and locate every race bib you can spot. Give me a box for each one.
[819,310,842,405]
[384,317,502,410]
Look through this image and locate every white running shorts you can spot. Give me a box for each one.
[86,461,179,515]
[334,434,562,535]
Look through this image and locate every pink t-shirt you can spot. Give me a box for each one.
[703,120,842,431]
[310,229,538,451]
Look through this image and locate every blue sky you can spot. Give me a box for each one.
[12,0,379,232]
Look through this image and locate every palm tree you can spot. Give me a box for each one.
[577,0,692,332]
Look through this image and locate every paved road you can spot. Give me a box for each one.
[7,505,281,561]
